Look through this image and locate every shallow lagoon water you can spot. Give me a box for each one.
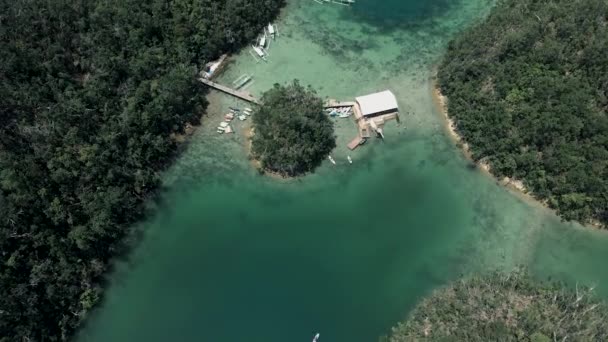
[79,0,608,341]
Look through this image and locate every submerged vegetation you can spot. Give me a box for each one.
[0,0,283,339]
[387,270,608,341]
[438,0,608,226]
[251,80,336,177]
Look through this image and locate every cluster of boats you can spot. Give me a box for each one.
[217,107,253,134]
[313,0,355,5]
[328,155,353,165]
[251,23,277,62]
[326,106,353,118]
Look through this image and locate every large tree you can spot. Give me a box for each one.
[252,80,336,176]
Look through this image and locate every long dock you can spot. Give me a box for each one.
[198,78,260,104]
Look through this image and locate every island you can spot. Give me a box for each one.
[251,80,336,177]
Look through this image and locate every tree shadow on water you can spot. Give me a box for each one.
[343,0,461,33]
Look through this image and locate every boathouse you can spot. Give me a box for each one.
[349,90,400,143]
[355,90,399,118]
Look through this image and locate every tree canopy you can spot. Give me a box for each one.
[251,80,336,176]
[387,270,608,341]
[438,0,608,226]
[0,0,283,340]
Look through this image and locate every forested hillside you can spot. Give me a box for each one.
[0,0,283,340]
[387,270,608,341]
[438,0,608,226]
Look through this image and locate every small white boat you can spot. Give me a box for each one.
[328,156,336,165]
[312,333,320,342]
[347,155,352,164]
[259,34,267,49]
[244,107,252,112]
[252,45,267,60]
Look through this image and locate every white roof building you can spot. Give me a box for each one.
[355,90,399,117]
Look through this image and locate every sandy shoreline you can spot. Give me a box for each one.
[430,78,546,206]
[430,75,607,230]
[244,126,295,181]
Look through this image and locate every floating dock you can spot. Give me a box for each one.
[232,74,253,90]
[198,78,260,104]
[347,136,364,150]
[324,99,355,108]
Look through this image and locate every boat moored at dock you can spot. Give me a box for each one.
[252,45,267,61]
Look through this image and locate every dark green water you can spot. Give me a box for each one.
[79,0,608,341]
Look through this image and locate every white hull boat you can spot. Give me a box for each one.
[252,45,267,61]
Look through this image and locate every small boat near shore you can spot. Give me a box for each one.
[217,121,230,133]
[252,45,267,62]
[347,155,352,164]
[328,156,336,165]
[312,333,320,342]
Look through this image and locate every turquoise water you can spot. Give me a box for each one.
[78,0,608,341]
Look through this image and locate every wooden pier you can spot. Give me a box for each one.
[198,78,260,104]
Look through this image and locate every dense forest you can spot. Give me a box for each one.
[251,80,336,176]
[438,0,608,226]
[0,0,283,340]
[387,270,608,341]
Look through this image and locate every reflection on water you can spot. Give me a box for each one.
[351,0,461,31]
